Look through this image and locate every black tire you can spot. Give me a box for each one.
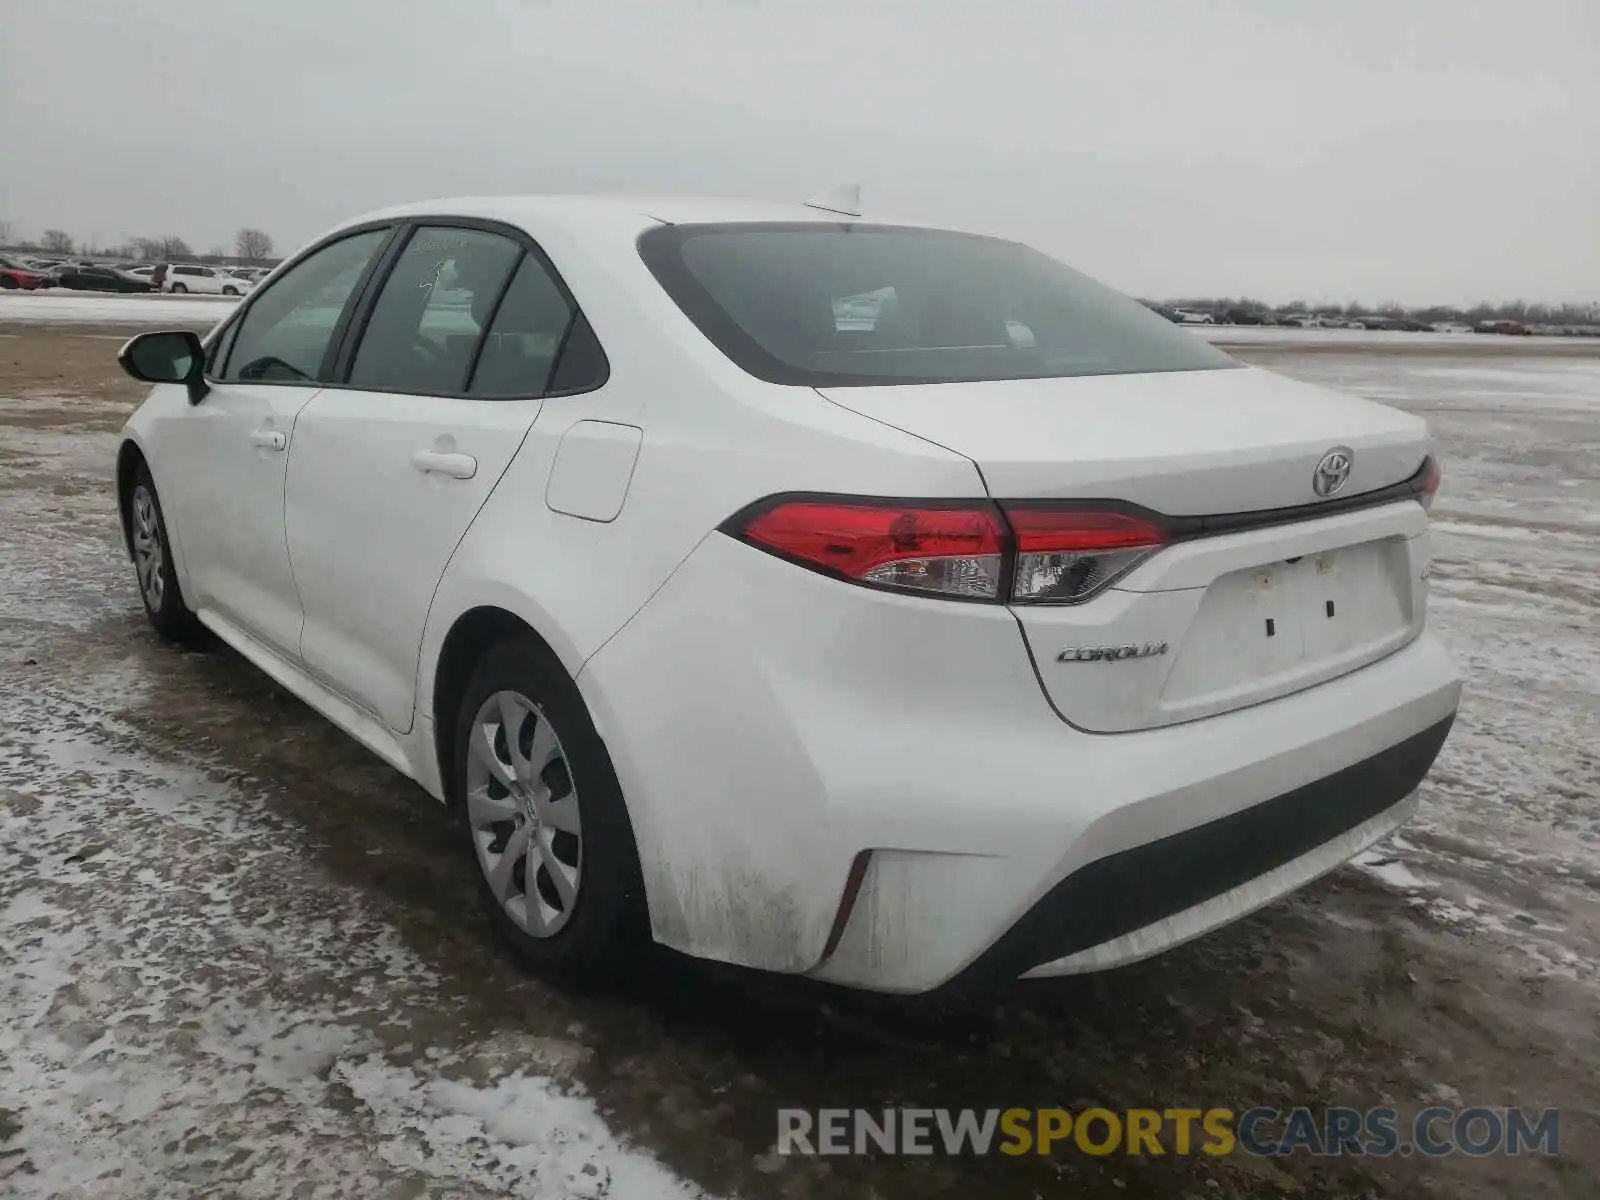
[0,276,16,290]
[170,282,187,293]
[222,286,239,296]
[126,464,199,641]
[452,636,648,987]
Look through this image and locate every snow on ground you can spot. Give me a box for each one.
[0,692,709,1199]
[1195,324,1600,350]
[0,648,712,1198]
[0,291,236,326]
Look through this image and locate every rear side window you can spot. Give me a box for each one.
[639,223,1236,386]
[347,226,522,394]
[468,253,596,397]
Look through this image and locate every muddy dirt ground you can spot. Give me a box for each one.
[2,326,1597,1199]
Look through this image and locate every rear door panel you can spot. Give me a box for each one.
[285,391,543,731]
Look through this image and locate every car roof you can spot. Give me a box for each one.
[343,193,946,236]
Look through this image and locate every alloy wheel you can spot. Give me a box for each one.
[130,484,165,611]
[465,689,583,937]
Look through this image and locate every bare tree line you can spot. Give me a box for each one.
[3,226,277,263]
[1151,294,1600,327]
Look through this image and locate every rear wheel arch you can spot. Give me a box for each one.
[432,606,575,806]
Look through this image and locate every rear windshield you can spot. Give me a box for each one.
[638,222,1237,387]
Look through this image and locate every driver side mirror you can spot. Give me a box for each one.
[118,329,209,405]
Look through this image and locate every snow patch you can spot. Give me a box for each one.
[0,291,235,326]
[1353,853,1435,892]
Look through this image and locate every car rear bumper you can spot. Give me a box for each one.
[984,714,1449,988]
[580,533,1461,993]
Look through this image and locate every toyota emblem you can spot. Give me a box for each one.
[1312,448,1354,497]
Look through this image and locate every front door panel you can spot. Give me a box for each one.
[166,382,317,660]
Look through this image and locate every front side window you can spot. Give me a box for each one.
[206,318,240,376]
[639,223,1237,386]
[347,226,521,394]
[221,228,388,383]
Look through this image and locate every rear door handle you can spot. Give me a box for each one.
[249,428,286,451]
[411,449,478,480]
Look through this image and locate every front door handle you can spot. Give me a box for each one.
[249,428,287,451]
[411,449,478,480]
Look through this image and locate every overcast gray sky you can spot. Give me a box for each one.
[3,0,1594,304]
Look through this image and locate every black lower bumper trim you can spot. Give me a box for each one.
[940,713,1455,998]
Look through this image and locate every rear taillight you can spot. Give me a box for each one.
[1001,506,1169,603]
[729,499,1166,604]
[738,500,1006,599]
[1420,456,1441,511]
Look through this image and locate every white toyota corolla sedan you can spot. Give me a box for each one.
[114,195,1460,996]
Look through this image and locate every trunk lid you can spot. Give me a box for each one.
[816,364,1427,512]
[818,366,1435,732]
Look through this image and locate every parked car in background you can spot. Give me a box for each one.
[53,264,155,293]
[111,194,1458,996]
[1172,308,1214,324]
[1221,308,1265,325]
[166,265,251,295]
[0,255,53,290]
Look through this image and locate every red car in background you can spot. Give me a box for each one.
[0,256,53,290]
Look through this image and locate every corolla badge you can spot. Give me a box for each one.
[1313,447,1354,497]
[1057,642,1168,663]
